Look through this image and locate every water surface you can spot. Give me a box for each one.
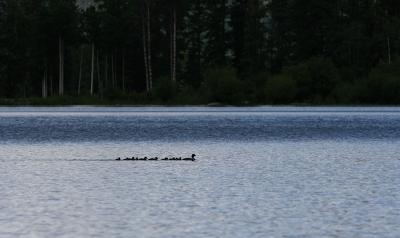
[0,107,399,237]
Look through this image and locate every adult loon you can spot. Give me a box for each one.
[183,154,196,161]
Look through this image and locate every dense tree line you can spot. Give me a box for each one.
[0,0,400,104]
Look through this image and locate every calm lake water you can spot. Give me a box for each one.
[0,107,399,238]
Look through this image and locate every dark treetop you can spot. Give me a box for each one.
[1,0,400,105]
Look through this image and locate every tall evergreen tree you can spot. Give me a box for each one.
[47,0,79,96]
[269,0,294,71]
[183,0,207,88]
[231,0,267,78]
[204,0,228,67]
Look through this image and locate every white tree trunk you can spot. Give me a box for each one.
[42,67,47,98]
[142,12,149,92]
[97,51,102,98]
[387,37,391,64]
[90,43,95,95]
[122,54,125,92]
[173,5,177,82]
[111,53,115,89]
[105,54,108,89]
[50,74,53,97]
[170,10,173,82]
[59,36,64,96]
[147,3,153,91]
[78,46,83,96]
[97,50,101,93]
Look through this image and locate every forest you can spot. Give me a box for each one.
[1,0,400,105]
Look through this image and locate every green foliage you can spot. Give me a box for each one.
[286,57,339,103]
[362,60,400,104]
[173,87,205,105]
[202,67,243,104]
[264,74,297,104]
[154,77,178,102]
[1,0,400,104]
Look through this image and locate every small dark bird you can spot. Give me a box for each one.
[117,154,196,161]
[183,154,196,161]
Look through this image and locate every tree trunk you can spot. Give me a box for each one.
[78,46,83,96]
[172,5,177,82]
[114,52,117,88]
[146,2,153,91]
[97,51,102,99]
[42,66,47,99]
[50,74,53,97]
[58,36,64,96]
[105,54,108,89]
[387,37,392,64]
[111,53,115,89]
[170,10,173,82]
[97,50,101,96]
[122,53,125,92]
[90,43,95,96]
[142,12,149,92]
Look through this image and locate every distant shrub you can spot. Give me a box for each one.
[251,71,272,103]
[202,67,243,104]
[173,86,205,105]
[154,76,178,102]
[331,82,360,104]
[264,74,297,104]
[104,88,127,100]
[286,57,339,103]
[362,60,400,104]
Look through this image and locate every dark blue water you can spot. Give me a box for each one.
[0,107,399,238]
[1,107,400,143]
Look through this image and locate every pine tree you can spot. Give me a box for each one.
[204,0,228,67]
[183,0,207,88]
[231,0,267,78]
[47,0,79,96]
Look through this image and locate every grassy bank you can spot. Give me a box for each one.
[0,96,397,107]
[0,95,207,106]
[2,58,400,107]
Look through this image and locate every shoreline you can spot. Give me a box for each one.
[0,103,399,108]
[0,97,399,107]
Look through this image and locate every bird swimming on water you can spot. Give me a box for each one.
[183,154,196,161]
[116,154,196,161]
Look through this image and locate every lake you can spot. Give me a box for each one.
[0,107,399,238]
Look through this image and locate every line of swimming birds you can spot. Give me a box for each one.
[116,154,196,162]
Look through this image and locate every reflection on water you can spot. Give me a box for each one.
[0,107,399,238]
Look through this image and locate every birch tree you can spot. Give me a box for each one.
[48,0,79,96]
[142,0,153,92]
[169,0,177,82]
[83,6,101,95]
